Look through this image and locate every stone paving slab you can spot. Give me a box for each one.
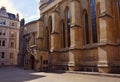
[66,71,120,78]
[0,67,120,82]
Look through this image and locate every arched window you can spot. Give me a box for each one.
[62,21,65,48]
[49,16,52,33]
[85,12,89,44]
[90,0,98,43]
[45,27,49,50]
[118,0,120,14]
[67,8,71,47]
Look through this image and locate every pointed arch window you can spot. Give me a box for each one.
[67,8,71,47]
[49,16,52,33]
[85,12,89,44]
[45,27,49,50]
[118,0,120,14]
[90,0,98,43]
[62,21,66,48]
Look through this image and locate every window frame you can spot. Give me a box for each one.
[1,52,5,58]
[10,41,14,48]
[2,40,5,47]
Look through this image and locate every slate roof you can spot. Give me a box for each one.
[7,13,16,19]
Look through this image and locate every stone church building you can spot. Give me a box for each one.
[19,0,120,73]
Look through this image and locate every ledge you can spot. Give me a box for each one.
[40,0,62,14]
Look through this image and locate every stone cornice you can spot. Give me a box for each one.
[40,0,62,14]
[70,0,80,2]
[49,42,120,52]
[0,25,20,30]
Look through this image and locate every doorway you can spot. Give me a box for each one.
[30,55,35,69]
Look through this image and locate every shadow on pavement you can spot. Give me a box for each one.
[0,66,46,82]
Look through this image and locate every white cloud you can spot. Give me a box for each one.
[26,14,40,23]
[0,0,40,23]
[25,5,40,23]
[27,15,39,20]
[0,0,24,19]
[36,0,40,2]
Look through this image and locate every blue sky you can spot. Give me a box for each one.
[0,0,40,23]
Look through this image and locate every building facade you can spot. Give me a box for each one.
[20,0,120,73]
[0,7,20,66]
[18,20,44,71]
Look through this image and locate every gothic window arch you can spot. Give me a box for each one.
[90,0,98,43]
[61,20,66,48]
[65,7,71,47]
[45,27,49,50]
[48,16,52,33]
[84,11,89,44]
[118,0,120,14]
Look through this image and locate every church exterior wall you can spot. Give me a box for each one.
[20,0,120,73]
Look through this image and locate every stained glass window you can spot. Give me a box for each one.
[90,0,98,43]
[67,9,71,47]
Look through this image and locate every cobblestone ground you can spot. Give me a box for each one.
[0,67,120,82]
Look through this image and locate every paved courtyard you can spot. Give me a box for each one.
[0,67,120,82]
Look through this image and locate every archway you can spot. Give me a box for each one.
[30,55,35,69]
